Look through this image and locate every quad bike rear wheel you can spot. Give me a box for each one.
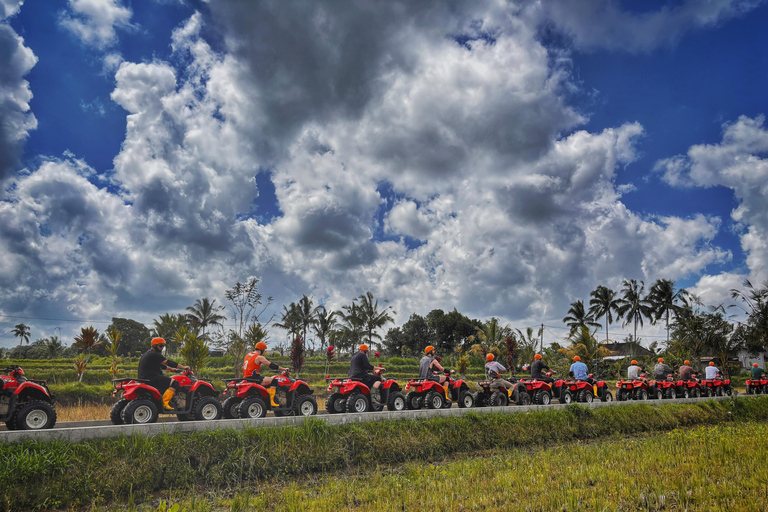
[406,393,423,410]
[239,396,267,419]
[222,397,242,419]
[489,391,508,407]
[347,393,369,413]
[388,391,406,412]
[325,393,346,414]
[426,391,445,409]
[655,389,664,400]
[560,390,572,404]
[691,388,700,398]
[683,388,690,399]
[15,401,57,430]
[636,389,648,401]
[295,395,318,416]
[458,390,474,408]
[122,399,158,424]
[110,399,129,425]
[716,387,724,397]
[472,391,487,407]
[602,391,613,402]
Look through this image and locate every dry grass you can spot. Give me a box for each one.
[56,401,111,422]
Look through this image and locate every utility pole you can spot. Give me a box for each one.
[540,323,544,353]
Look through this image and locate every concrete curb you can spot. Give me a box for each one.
[0,394,737,444]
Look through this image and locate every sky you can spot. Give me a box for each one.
[1,0,768,350]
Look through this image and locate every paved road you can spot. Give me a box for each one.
[0,395,736,444]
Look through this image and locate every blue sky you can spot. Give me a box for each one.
[1,0,767,349]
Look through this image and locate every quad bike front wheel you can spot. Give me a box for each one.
[472,391,487,407]
[534,390,551,405]
[426,391,445,409]
[194,397,222,421]
[347,393,369,413]
[636,389,649,401]
[122,399,158,424]
[388,391,406,412]
[560,390,572,404]
[655,389,664,400]
[15,401,57,430]
[110,399,129,425]
[295,395,318,416]
[489,391,508,407]
[602,391,613,402]
[222,397,242,419]
[406,393,423,410]
[458,390,474,408]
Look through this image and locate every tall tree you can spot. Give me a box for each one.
[648,279,689,343]
[313,305,340,350]
[11,323,30,346]
[44,336,64,359]
[383,313,430,356]
[186,298,226,339]
[559,326,612,369]
[335,300,365,354]
[516,326,542,365]
[74,326,103,383]
[731,279,768,354]
[563,300,601,335]
[152,313,188,354]
[275,303,301,339]
[616,279,654,352]
[106,318,152,356]
[224,278,273,340]
[356,291,395,348]
[295,295,317,351]
[589,285,621,343]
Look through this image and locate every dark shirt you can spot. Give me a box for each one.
[418,355,434,379]
[679,365,694,381]
[654,363,672,381]
[531,360,549,379]
[348,351,374,380]
[752,367,766,380]
[138,349,178,380]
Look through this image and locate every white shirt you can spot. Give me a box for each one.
[705,365,719,379]
[627,365,642,379]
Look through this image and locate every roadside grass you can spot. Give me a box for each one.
[56,401,112,422]
[3,397,768,510]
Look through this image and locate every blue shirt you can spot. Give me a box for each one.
[569,361,588,380]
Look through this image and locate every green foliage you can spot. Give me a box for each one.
[106,318,152,356]
[178,328,209,372]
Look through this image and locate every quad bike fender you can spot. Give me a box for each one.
[289,381,313,394]
[236,382,269,400]
[381,379,400,393]
[189,380,218,395]
[418,380,442,393]
[341,381,369,395]
[123,383,161,401]
[12,381,51,402]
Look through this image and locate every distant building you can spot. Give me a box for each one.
[602,342,655,360]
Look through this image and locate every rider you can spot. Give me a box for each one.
[530,354,554,383]
[704,361,720,380]
[569,356,593,383]
[627,360,643,380]
[653,358,673,381]
[419,345,450,384]
[243,341,288,386]
[752,362,766,380]
[349,344,383,402]
[678,360,694,381]
[138,337,190,410]
[484,353,520,403]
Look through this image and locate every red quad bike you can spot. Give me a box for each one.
[673,377,702,399]
[615,377,651,401]
[557,375,612,404]
[699,376,733,397]
[517,373,556,405]
[472,375,528,407]
[746,375,768,395]
[403,370,474,410]
[326,366,406,414]
[0,365,57,430]
[110,368,222,425]
[648,375,677,400]
[223,369,318,419]
[550,376,574,404]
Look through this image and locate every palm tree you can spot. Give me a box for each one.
[313,305,340,350]
[12,323,30,346]
[559,326,612,369]
[186,298,226,339]
[648,279,688,343]
[294,295,317,351]
[589,285,621,343]
[516,326,542,364]
[616,279,654,353]
[275,303,301,339]
[74,326,103,383]
[731,279,768,352]
[563,300,601,335]
[44,336,64,358]
[335,300,365,354]
[356,291,395,348]
[152,313,188,354]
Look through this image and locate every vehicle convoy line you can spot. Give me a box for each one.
[0,395,733,444]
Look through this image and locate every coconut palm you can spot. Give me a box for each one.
[313,305,340,350]
[275,303,301,339]
[559,326,612,368]
[356,291,395,348]
[648,279,689,343]
[616,279,654,353]
[563,300,601,336]
[185,298,226,339]
[294,295,317,351]
[74,326,103,383]
[152,313,188,354]
[516,326,542,364]
[731,279,768,352]
[589,285,621,343]
[11,323,30,346]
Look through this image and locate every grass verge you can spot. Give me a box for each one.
[2,397,768,510]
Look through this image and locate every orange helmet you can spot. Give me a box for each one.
[534,354,542,360]
[424,345,435,355]
[359,344,369,351]
[630,360,638,365]
[684,360,690,365]
[255,342,267,351]
[486,353,494,361]
[573,356,581,362]
[754,363,759,368]
[658,358,664,363]
[151,337,166,346]
[709,362,715,366]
